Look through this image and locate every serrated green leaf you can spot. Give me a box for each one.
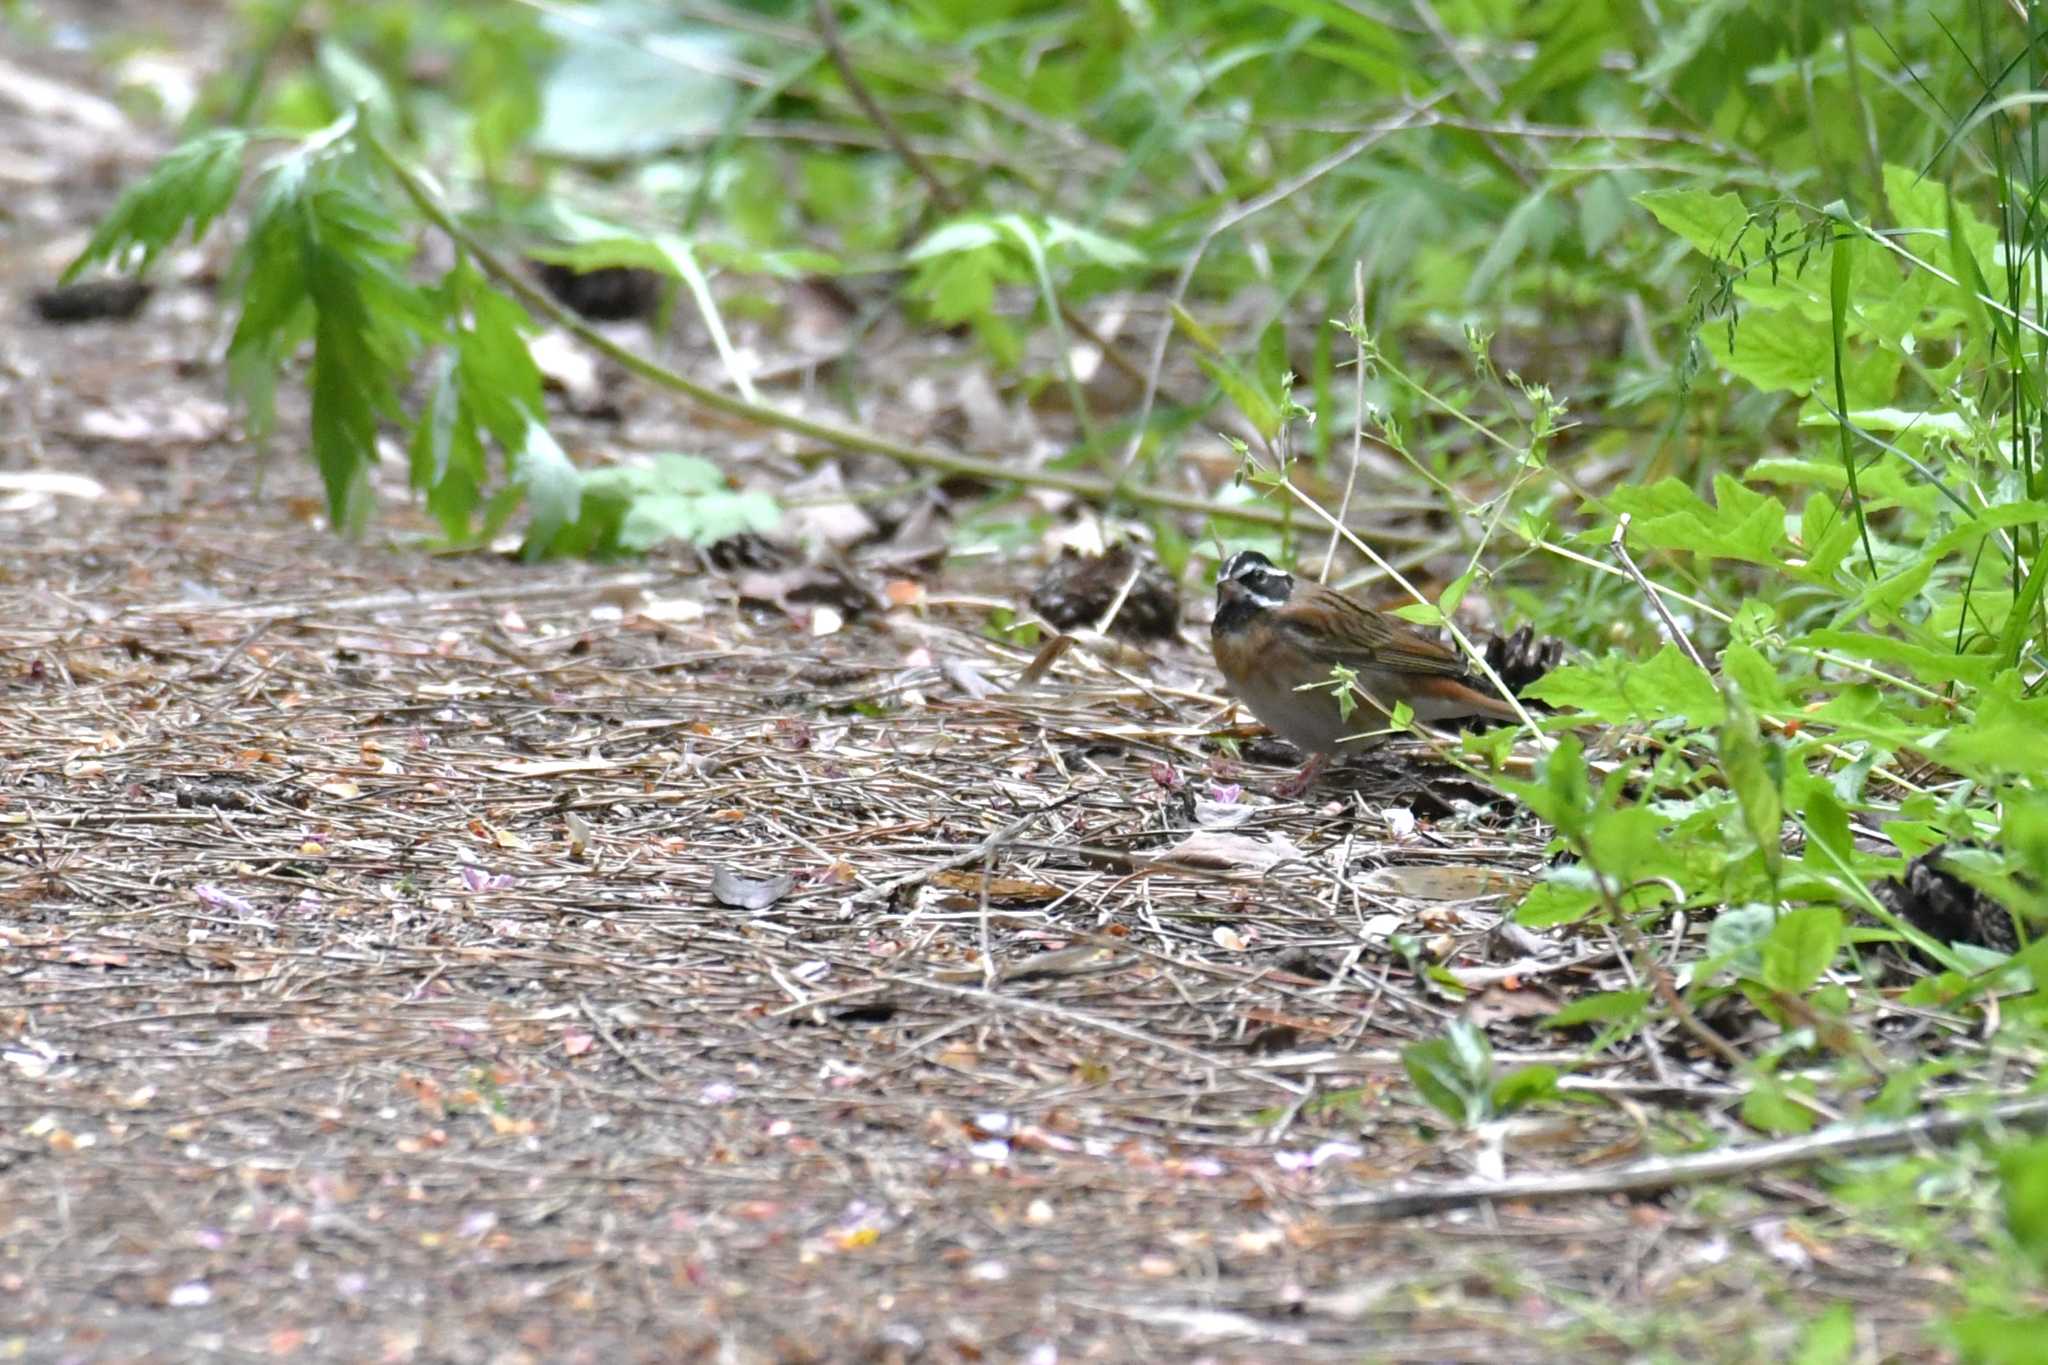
[1939,672,2048,777]
[1636,185,1749,259]
[1521,643,1725,728]
[1607,475,1787,565]
[67,129,249,280]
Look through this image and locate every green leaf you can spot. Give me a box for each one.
[1636,186,1749,259]
[536,453,777,559]
[1793,1304,1855,1365]
[1706,903,1777,977]
[1999,1136,2048,1275]
[316,39,399,134]
[1742,1076,1817,1135]
[1761,906,1842,994]
[1544,989,1650,1029]
[1940,673,2048,778]
[1521,643,1725,728]
[1799,786,1854,871]
[514,419,582,557]
[908,219,1004,260]
[67,129,249,280]
[534,17,739,160]
[1607,476,1787,565]
[1490,1065,1561,1114]
[1513,878,1602,930]
[1194,353,1283,442]
[1720,678,1784,881]
[1401,1019,1494,1129]
[1702,305,1829,397]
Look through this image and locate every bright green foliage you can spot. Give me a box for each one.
[228,131,431,532]
[1402,1018,1559,1129]
[537,454,778,558]
[66,130,249,280]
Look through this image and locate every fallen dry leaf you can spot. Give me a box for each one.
[1465,984,1563,1026]
[1358,865,1533,901]
[712,866,794,911]
[1147,831,1306,876]
[930,870,1063,902]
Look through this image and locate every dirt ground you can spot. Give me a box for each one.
[0,7,2013,1363]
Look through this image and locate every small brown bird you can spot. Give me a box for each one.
[1210,550,1521,791]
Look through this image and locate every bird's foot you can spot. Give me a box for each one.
[1272,751,1330,799]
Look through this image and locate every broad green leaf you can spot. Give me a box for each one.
[1702,305,1829,397]
[1761,906,1842,994]
[515,418,582,558]
[908,219,1004,259]
[1637,185,1749,259]
[1799,786,1854,870]
[1490,1065,1561,1114]
[534,18,739,160]
[1513,878,1602,930]
[1606,476,1787,565]
[2000,1136,2048,1275]
[1742,1077,1818,1135]
[1706,902,1777,976]
[1402,1019,1494,1129]
[1522,643,1725,728]
[1544,990,1650,1029]
[1793,629,2003,689]
[1939,673,2048,777]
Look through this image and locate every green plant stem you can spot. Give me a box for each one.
[366,130,1431,543]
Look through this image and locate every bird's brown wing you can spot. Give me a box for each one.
[1275,584,1471,677]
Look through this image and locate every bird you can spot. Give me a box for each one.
[1209,549,1522,792]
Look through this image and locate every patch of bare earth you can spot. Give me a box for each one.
[0,14,2003,1365]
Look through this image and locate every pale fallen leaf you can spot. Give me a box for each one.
[712,866,794,911]
[1358,865,1533,901]
[638,595,707,624]
[1213,925,1250,952]
[1148,831,1305,876]
[1465,983,1562,1026]
[0,470,105,503]
[491,757,622,777]
[930,870,1062,902]
[563,810,593,856]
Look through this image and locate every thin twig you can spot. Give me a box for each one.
[812,0,960,212]
[876,972,1309,1097]
[1330,1093,2048,1220]
[1609,513,1708,671]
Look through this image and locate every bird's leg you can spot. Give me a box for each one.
[1273,750,1330,798]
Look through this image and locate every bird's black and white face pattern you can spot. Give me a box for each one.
[1212,550,1295,635]
[1220,550,1293,606]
